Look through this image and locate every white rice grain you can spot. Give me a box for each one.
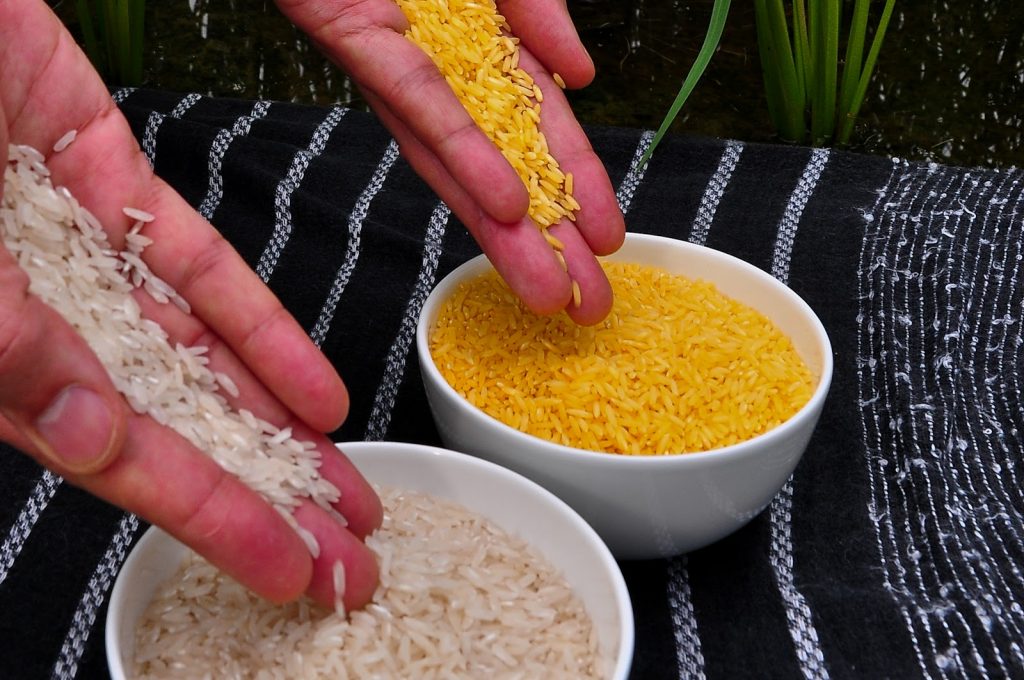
[332,560,347,617]
[123,205,156,222]
[53,129,77,153]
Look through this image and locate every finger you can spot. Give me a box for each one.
[363,89,573,315]
[281,5,530,223]
[294,500,380,611]
[316,441,385,539]
[548,222,614,326]
[499,0,595,87]
[521,50,625,257]
[0,250,126,475]
[0,100,7,168]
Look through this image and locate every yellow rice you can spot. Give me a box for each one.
[396,0,576,233]
[429,261,816,455]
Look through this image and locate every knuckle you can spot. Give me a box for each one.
[388,60,447,107]
[179,468,233,544]
[176,233,233,298]
[237,303,292,356]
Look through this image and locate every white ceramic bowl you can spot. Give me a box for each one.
[106,441,634,679]
[416,232,833,559]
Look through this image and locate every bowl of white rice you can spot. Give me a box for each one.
[105,441,634,679]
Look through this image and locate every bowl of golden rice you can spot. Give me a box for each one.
[416,232,833,559]
[107,442,634,679]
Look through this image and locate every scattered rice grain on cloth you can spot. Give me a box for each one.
[134,486,602,679]
[1,143,340,549]
[429,263,816,455]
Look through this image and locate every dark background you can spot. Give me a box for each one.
[50,0,1024,169]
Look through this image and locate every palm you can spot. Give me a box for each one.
[0,1,381,608]
[277,0,625,324]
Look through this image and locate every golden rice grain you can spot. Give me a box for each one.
[429,261,816,455]
[553,72,567,89]
[544,230,566,251]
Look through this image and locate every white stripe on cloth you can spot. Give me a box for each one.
[926,167,1023,675]
[255,106,348,283]
[689,140,744,246]
[309,139,401,349]
[768,146,831,680]
[668,556,706,680]
[141,92,202,166]
[51,513,140,680]
[365,202,451,441]
[860,162,970,678]
[111,87,136,105]
[859,159,1024,678]
[0,471,61,587]
[616,130,655,215]
[198,100,272,220]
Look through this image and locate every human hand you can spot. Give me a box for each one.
[0,1,382,610]
[276,0,625,325]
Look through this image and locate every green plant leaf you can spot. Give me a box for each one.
[73,0,146,86]
[75,0,104,75]
[638,0,732,167]
[810,0,840,144]
[838,0,896,144]
[756,0,805,142]
[838,0,870,120]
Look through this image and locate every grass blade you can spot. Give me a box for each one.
[638,0,732,167]
[129,0,146,84]
[754,0,785,134]
[810,0,840,144]
[117,0,132,84]
[100,0,118,83]
[838,0,870,118]
[75,0,104,74]
[754,0,805,141]
[838,0,896,144]
[792,0,811,108]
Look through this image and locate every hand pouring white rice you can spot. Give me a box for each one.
[3,142,600,677]
[2,140,339,552]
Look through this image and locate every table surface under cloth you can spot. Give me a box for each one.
[2,88,1023,680]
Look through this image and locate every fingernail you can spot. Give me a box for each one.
[34,386,116,472]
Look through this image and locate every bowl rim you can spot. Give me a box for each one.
[106,441,635,680]
[416,231,834,468]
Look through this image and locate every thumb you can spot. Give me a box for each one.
[0,250,127,475]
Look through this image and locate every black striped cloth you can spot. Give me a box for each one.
[2,88,1022,679]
